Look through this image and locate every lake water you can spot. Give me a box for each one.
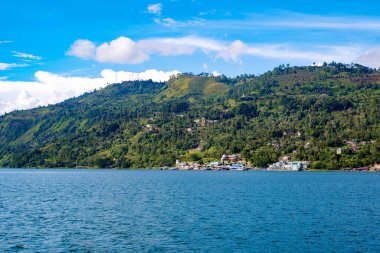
[0,169,379,252]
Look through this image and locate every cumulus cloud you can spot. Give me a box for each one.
[0,69,179,115]
[68,36,232,64]
[355,46,380,68]
[147,3,162,15]
[66,39,96,59]
[67,36,367,65]
[96,37,150,64]
[0,62,28,70]
[12,51,42,60]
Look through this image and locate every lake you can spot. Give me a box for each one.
[0,169,379,252]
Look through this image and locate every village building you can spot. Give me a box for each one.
[221,154,238,164]
[143,124,159,133]
[269,160,310,171]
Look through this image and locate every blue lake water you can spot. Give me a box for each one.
[0,169,379,252]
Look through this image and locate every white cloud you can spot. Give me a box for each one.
[12,51,42,60]
[210,14,380,31]
[147,3,162,15]
[0,40,13,44]
[0,69,179,115]
[312,62,324,67]
[153,17,204,27]
[153,17,178,26]
[138,36,217,55]
[68,36,226,64]
[356,46,380,68]
[211,70,220,76]
[0,63,16,70]
[265,15,380,30]
[67,36,368,65]
[0,62,28,70]
[101,69,180,83]
[154,13,380,31]
[95,37,149,64]
[68,36,202,64]
[245,44,362,64]
[198,9,232,17]
[217,40,247,64]
[66,39,96,59]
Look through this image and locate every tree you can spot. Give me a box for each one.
[251,146,278,167]
[235,103,258,117]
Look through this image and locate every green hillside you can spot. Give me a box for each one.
[0,63,379,169]
[157,75,229,101]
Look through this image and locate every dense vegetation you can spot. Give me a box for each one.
[1,62,379,169]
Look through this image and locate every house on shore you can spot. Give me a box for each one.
[221,154,238,164]
[269,160,310,171]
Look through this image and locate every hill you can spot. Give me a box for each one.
[157,75,229,101]
[0,63,379,169]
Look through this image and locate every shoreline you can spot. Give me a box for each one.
[0,167,379,172]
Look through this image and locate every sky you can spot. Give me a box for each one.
[1,0,380,114]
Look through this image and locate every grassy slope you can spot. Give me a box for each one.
[157,76,229,100]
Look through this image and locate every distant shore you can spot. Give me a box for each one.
[1,167,379,172]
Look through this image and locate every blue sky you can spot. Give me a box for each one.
[1,0,380,113]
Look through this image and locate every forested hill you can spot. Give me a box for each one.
[1,63,379,169]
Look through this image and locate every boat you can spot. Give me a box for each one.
[229,164,245,171]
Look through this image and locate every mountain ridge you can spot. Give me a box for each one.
[1,63,379,169]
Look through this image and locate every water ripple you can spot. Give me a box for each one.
[0,169,379,252]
